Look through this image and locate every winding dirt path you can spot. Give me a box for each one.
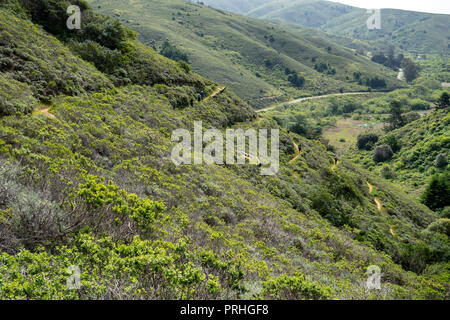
[289,142,301,163]
[256,92,369,113]
[204,87,226,101]
[367,182,395,236]
[39,108,56,119]
[367,182,373,194]
[367,182,382,211]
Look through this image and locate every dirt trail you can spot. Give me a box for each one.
[367,182,382,211]
[331,160,339,172]
[289,142,301,163]
[256,92,369,113]
[367,182,373,194]
[367,182,396,236]
[204,87,226,101]
[39,108,56,119]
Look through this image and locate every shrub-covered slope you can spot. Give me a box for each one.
[0,2,448,299]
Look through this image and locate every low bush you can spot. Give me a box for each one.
[259,273,331,300]
[435,153,448,168]
[373,145,394,163]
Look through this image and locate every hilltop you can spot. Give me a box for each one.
[0,0,448,299]
[202,0,450,54]
[89,0,401,108]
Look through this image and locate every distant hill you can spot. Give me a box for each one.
[202,0,450,54]
[89,0,401,108]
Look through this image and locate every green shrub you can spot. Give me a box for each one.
[436,92,449,109]
[160,41,189,62]
[259,273,331,300]
[380,164,395,179]
[383,134,402,153]
[410,99,430,110]
[366,77,386,89]
[0,74,36,116]
[440,207,450,219]
[426,219,450,237]
[373,145,394,163]
[357,133,379,150]
[403,112,421,125]
[69,40,128,73]
[288,73,305,88]
[399,242,433,274]
[178,60,191,73]
[421,171,450,211]
[17,0,135,51]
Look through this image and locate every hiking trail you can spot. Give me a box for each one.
[37,108,56,119]
[367,182,396,236]
[256,92,369,113]
[289,142,301,163]
[367,182,382,211]
[204,87,226,101]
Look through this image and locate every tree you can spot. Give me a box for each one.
[366,77,386,89]
[435,153,448,168]
[388,100,404,130]
[373,145,393,163]
[160,41,189,63]
[288,73,305,88]
[401,58,420,82]
[421,172,450,211]
[436,92,449,109]
[383,134,402,153]
[357,133,379,150]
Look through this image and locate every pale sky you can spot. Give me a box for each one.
[331,0,450,14]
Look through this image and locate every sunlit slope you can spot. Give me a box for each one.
[90,0,401,108]
[0,3,447,299]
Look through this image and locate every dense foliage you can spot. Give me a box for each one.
[0,1,448,300]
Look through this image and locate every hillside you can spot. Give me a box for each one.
[89,0,401,109]
[349,109,450,199]
[0,0,448,300]
[202,0,450,54]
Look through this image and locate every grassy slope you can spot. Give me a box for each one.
[89,0,400,108]
[0,5,447,299]
[203,0,450,54]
